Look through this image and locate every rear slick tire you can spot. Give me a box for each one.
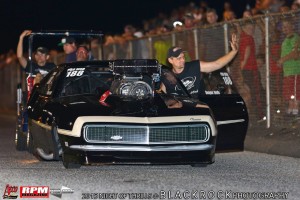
[15,124,27,151]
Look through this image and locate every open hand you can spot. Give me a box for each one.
[230,33,238,52]
[20,30,32,39]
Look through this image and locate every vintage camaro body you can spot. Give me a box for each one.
[25,59,248,168]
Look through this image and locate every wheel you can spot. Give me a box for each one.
[35,148,54,161]
[15,123,28,151]
[62,153,81,169]
[27,130,34,154]
[33,123,62,161]
[51,123,62,161]
[15,92,28,151]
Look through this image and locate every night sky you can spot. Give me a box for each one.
[1,0,256,54]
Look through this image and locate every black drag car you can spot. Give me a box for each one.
[19,59,248,168]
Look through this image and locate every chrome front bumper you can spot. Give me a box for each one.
[69,144,214,152]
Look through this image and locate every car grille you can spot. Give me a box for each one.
[83,124,210,144]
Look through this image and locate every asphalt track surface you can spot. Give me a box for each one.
[0,114,300,200]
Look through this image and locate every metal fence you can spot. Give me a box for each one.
[0,56,21,110]
[103,10,300,128]
[1,10,300,130]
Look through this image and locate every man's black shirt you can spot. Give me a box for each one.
[161,60,205,99]
[24,62,56,76]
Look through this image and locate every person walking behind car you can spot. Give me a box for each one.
[58,36,77,63]
[76,45,89,61]
[160,33,238,99]
[17,30,56,84]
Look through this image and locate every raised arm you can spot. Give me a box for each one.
[17,30,32,68]
[200,33,238,73]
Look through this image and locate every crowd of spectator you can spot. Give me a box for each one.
[0,0,299,66]
[103,0,300,47]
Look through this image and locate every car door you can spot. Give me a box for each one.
[28,68,62,148]
[199,69,249,151]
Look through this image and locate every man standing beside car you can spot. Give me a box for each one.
[17,30,56,83]
[160,33,238,99]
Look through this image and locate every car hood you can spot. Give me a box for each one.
[56,94,210,118]
[52,94,212,131]
[45,94,213,131]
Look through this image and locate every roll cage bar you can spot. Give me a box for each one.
[27,30,103,75]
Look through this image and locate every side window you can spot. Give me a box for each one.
[39,69,60,96]
[202,70,237,95]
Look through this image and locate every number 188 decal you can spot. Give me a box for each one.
[66,68,85,77]
[220,72,232,85]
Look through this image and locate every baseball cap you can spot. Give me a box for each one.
[58,36,76,46]
[35,47,49,55]
[167,47,186,58]
[184,13,194,20]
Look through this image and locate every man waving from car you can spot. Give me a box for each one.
[17,30,56,83]
[160,33,238,99]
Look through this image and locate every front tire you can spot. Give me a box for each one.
[62,153,81,169]
[51,123,62,161]
[34,123,62,161]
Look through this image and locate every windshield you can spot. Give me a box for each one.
[60,66,113,97]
